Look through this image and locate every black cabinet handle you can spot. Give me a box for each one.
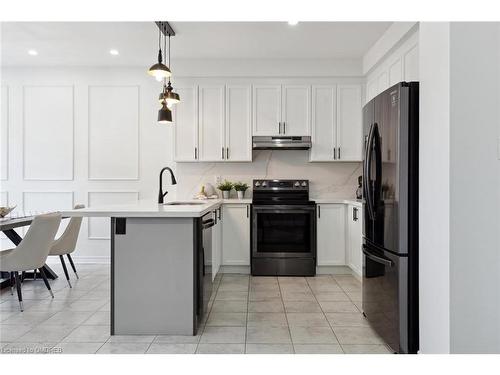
[318,205,321,218]
[226,147,229,160]
[283,122,286,134]
[194,147,198,160]
[338,147,341,159]
[218,207,222,220]
[333,147,336,160]
[246,205,249,218]
[353,207,358,221]
[278,122,281,134]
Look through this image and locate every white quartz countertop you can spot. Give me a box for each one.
[312,198,362,206]
[60,198,253,218]
[60,197,360,218]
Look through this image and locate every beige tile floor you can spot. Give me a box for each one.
[0,264,391,354]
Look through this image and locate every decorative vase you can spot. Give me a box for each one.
[237,191,244,200]
[222,191,230,199]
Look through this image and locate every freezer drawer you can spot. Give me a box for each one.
[362,243,408,353]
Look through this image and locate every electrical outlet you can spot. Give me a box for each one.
[215,176,222,185]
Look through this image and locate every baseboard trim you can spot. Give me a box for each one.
[316,265,353,275]
[45,256,111,265]
[220,265,250,274]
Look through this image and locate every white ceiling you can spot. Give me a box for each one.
[1,22,392,67]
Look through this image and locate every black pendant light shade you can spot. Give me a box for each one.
[158,101,172,124]
[148,29,171,81]
[158,81,181,106]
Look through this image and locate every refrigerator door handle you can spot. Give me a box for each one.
[362,246,393,267]
[364,123,376,220]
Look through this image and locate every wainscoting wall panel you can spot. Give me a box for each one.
[23,86,74,180]
[1,86,9,181]
[88,86,140,180]
[22,191,74,236]
[87,191,139,240]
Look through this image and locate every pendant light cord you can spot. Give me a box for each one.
[157,27,163,64]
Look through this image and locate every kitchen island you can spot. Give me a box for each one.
[62,200,223,336]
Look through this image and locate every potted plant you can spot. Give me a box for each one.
[217,180,233,199]
[233,182,249,200]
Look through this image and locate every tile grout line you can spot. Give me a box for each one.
[244,274,250,354]
[306,276,344,353]
[277,277,295,354]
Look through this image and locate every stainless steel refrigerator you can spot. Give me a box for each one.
[362,82,419,354]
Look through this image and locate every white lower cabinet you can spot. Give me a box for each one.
[316,204,346,266]
[212,207,223,280]
[222,204,251,266]
[347,204,362,277]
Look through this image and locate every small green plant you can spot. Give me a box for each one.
[233,182,249,192]
[217,180,233,191]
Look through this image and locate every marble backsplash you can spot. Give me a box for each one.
[175,150,362,200]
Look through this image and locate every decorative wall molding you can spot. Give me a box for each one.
[87,85,140,181]
[22,85,75,181]
[1,86,9,181]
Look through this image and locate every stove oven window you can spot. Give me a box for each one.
[256,211,312,253]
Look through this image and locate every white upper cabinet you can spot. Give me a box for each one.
[281,85,311,136]
[253,85,281,136]
[253,84,310,136]
[225,85,252,161]
[336,85,362,161]
[310,86,336,161]
[310,84,362,162]
[317,204,346,266]
[198,85,225,162]
[173,86,198,162]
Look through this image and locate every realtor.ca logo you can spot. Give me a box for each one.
[1,345,63,354]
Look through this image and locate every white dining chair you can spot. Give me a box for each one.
[48,204,84,288]
[0,213,61,311]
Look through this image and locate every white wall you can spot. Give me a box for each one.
[418,22,451,354]
[0,66,362,262]
[419,22,500,354]
[448,22,500,353]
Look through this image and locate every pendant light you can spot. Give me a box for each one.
[158,100,172,124]
[148,28,171,81]
[159,34,181,107]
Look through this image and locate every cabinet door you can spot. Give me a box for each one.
[336,85,362,161]
[347,205,362,277]
[198,85,225,162]
[317,204,346,266]
[253,85,281,136]
[173,86,198,161]
[212,208,222,281]
[310,85,336,161]
[222,204,250,266]
[281,85,311,136]
[225,85,252,161]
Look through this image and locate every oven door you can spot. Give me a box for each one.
[252,204,316,258]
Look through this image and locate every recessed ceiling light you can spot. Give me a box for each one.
[288,21,299,26]
[27,49,38,56]
[109,49,119,56]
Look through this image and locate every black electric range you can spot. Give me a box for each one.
[251,179,316,276]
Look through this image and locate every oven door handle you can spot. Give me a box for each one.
[252,205,316,213]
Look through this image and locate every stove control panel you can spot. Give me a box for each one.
[253,179,309,190]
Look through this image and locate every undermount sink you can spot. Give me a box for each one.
[163,201,206,206]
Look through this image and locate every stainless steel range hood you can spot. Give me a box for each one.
[252,136,311,150]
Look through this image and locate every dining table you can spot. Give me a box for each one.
[0,214,62,289]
